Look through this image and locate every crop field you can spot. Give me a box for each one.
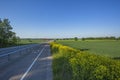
[56,40,120,57]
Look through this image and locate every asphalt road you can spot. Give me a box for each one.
[0,43,53,80]
[0,44,39,56]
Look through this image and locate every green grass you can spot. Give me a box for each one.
[18,39,47,45]
[0,39,49,48]
[56,40,120,57]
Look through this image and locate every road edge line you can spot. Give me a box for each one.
[20,47,45,80]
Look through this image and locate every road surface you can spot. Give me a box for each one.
[0,44,39,56]
[0,43,53,80]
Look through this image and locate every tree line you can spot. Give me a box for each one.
[0,18,20,48]
[55,36,120,41]
[81,36,120,41]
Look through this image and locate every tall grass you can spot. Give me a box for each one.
[50,42,120,80]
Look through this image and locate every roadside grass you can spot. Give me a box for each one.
[0,39,47,48]
[50,42,120,80]
[18,39,46,45]
[56,40,120,58]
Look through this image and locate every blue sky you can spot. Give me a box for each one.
[0,0,120,38]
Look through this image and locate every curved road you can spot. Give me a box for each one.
[0,43,53,80]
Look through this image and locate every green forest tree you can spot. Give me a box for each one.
[0,18,20,47]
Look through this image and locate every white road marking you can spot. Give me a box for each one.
[20,47,45,80]
[0,44,39,58]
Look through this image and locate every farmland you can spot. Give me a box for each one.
[56,40,120,58]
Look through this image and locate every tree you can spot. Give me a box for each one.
[74,37,78,41]
[82,38,85,41]
[0,18,20,47]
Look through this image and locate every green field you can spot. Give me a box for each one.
[18,39,48,45]
[56,40,120,57]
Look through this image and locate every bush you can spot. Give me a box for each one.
[50,42,120,80]
[50,42,78,80]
